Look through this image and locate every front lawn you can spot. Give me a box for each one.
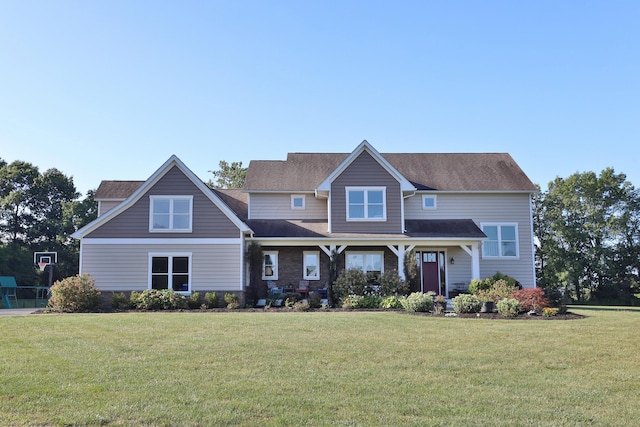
[1,307,639,426]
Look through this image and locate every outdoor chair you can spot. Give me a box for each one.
[295,280,309,298]
[0,276,19,309]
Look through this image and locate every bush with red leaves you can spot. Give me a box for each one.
[511,287,550,312]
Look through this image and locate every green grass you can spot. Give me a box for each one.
[1,307,639,426]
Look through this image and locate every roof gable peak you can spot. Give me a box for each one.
[316,140,416,192]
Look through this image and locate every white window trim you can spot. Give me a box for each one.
[262,251,279,280]
[345,186,387,221]
[291,195,306,210]
[422,194,437,210]
[149,195,193,232]
[148,252,192,294]
[345,251,385,274]
[481,222,519,259]
[303,251,320,280]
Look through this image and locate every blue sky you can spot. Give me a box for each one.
[1,0,639,196]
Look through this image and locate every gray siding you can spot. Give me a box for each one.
[330,151,402,233]
[407,192,535,287]
[87,166,240,238]
[249,193,327,220]
[80,243,242,292]
[98,201,122,217]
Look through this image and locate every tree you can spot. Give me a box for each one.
[207,161,247,189]
[534,168,638,303]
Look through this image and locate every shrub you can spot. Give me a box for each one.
[129,291,140,308]
[378,270,409,296]
[497,298,521,317]
[340,295,382,309]
[47,274,102,313]
[476,279,517,303]
[131,289,187,310]
[468,278,492,294]
[333,269,368,301]
[451,294,482,313]
[293,301,310,311]
[111,292,129,311]
[380,295,403,310]
[511,288,550,312]
[307,293,322,309]
[187,292,202,309]
[223,292,240,308]
[400,292,434,312]
[542,307,559,317]
[204,292,218,309]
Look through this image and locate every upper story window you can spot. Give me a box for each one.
[346,187,386,221]
[150,196,193,232]
[482,223,518,258]
[422,195,437,210]
[291,195,306,210]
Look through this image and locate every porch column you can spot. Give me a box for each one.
[471,242,480,280]
[387,244,414,280]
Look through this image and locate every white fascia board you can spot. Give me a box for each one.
[247,237,485,247]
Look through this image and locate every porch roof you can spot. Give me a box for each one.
[246,219,485,240]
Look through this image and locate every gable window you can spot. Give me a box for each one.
[149,253,191,292]
[150,196,193,231]
[303,251,320,280]
[482,223,518,258]
[291,195,305,210]
[346,187,386,221]
[262,251,278,280]
[422,195,437,210]
[346,251,384,274]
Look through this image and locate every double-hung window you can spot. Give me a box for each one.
[345,252,384,275]
[149,253,191,292]
[303,251,320,280]
[481,223,518,258]
[262,251,278,280]
[150,196,193,232]
[346,187,386,221]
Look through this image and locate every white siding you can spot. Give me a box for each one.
[407,193,535,288]
[80,243,242,292]
[249,193,327,219]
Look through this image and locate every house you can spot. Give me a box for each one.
[72,140,537,304]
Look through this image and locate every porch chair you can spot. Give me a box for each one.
[0,276,19,309]
[295,280,309,298]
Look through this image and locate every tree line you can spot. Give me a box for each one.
[0,158,97,285]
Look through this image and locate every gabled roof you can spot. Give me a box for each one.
[72,155,251,238]
[243,143,536,192]
[95,181,144,200]
[316,140,416,192]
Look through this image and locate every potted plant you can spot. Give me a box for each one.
[434,294,447,311]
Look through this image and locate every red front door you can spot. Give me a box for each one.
[422,252,440,294]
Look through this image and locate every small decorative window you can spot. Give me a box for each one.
[482,223,518,258]
[346,187,386,221]
[149,253,191,292]
[422,195,437,210]
[150,196,193,232]
[291,195,305,210]
[262,251,279,280]
[303,251,320,280]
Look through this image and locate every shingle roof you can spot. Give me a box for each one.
[94,181,145,199]
[245,219,485,239]
[244,152,536,192]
